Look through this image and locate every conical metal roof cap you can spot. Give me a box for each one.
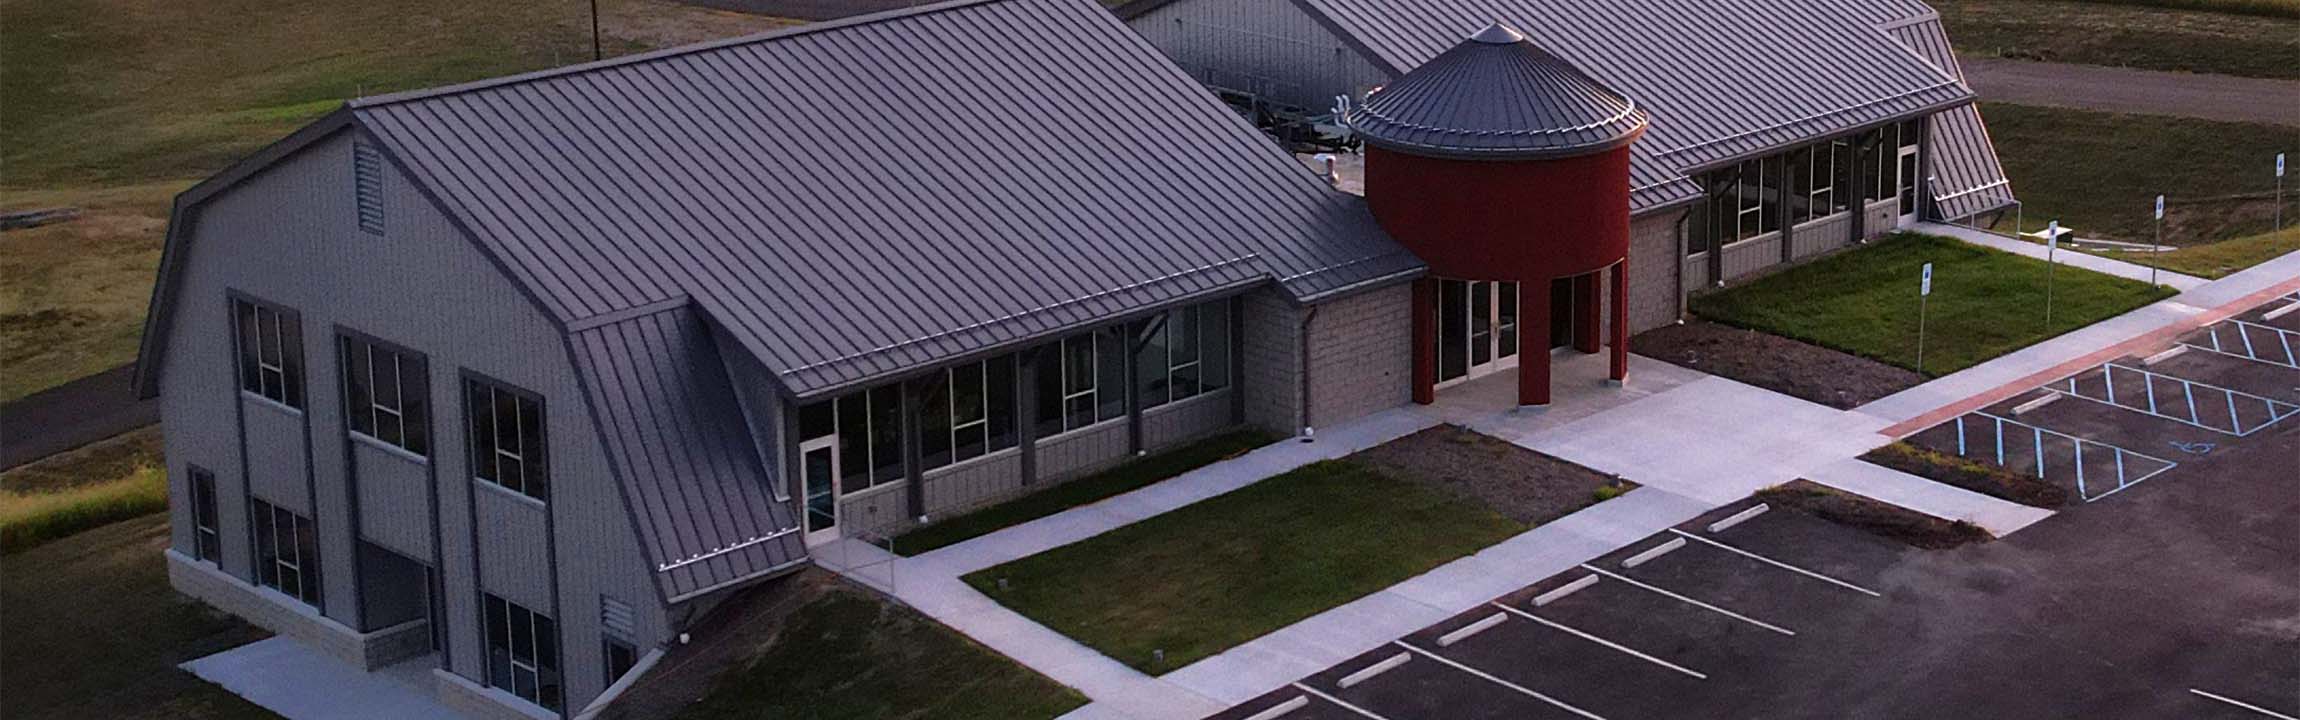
[1349,23,1646,160]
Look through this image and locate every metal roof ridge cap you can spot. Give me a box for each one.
[565,295,696,332]
[347,0,1010,110]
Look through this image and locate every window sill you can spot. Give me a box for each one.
[240,391,305,417]
[922,445,1021,480]
[350,433,430,466]
[1036,414,1128,445]
[1718,232,1782,251]
[1141,386,1231,417]
[475,480,549,510]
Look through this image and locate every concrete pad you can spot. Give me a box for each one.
[182,637,468,720]
[1803,456,2055,537]
[1519,376,1892,505]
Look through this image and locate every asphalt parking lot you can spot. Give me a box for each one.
[1212,297,2300,720]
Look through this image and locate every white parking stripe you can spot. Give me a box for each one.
[1395,641,1609,720]
[1578,564,1797,636]
[1668,529,1882,597]
[1292,682,1391,720]
[1489,601,1708,679]
[1338,652,1411,688]
[2191,689,2300,719]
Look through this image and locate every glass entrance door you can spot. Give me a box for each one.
[1436,279,1519,386]
[1897,131,1921,223]
[800,436,840,545]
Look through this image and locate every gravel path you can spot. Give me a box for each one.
[1961,57,2300,127]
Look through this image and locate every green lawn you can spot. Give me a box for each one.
[0,0,789,403]
[964,460,1525,674]
[1693,233,2174,376]
[671,587,1085,720]
[1977,104,2299,246]
[0,514,277,720]
[2,428,169,554]
[1936,0,2300,79]
[2142,227,2300,278]
[891,430,1277,556]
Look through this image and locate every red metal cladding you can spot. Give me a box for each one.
[1361,143,1636,283]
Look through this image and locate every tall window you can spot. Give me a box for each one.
[811,387,902,493]
[919,354,1017,470]
[341,335,429,456]
[1139,301,1233,410]
[233,298,304,408]
[190,467,220,563]
[484,594,562,712]
[467,378,547,501]
[1035,329,1126,437]
[250,498,321,606]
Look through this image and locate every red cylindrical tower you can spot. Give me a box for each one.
[1350,23,1647,407]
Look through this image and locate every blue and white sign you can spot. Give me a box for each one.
[2280,152,2287,178]
[2156,195,2165,220]
[1921,262,1933,296]
[2048,221,2060,249]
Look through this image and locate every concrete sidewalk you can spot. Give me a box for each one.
[1805,457,2053,536]
[1917,221,2207,291]
[1861,249,2300,433]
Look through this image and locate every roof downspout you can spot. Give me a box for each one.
[1297,305,1319,442]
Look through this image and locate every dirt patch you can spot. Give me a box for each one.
[1352,425,1634,526]
[1861,442,2072,508]
[605,570,831,720]
[1757,480,1992,550]
[1633,320,1923,409]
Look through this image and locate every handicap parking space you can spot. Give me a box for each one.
[2148,348,2300,404]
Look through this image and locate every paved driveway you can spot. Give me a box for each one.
[1962,57,2300,127]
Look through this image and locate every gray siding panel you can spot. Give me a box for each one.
[158,130,668,712]
[1142,391,1235,449]
[1036,420,1133,480]
[1791,213,1856,259]
[353,441,433,559]
[241,399,310,512]
[1720,234,1785,282]
[919,451,1027,524]
[474,487,553,613]
[1127,0,1393,111]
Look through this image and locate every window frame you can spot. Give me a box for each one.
[249,497,320,606]
[603,636,638,689]
[1139,300,1233,411]
[190,466,221,563]
[229,293,305,409]
[463,373,549,502]
[1037,330,1127,438]
[483,594,563,712]
[338,330,430,458]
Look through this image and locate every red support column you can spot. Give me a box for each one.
[1572,273,1601,354]
[1610,259,1630,383]
[1520,277,1552,407]
[1411,279,1437,405]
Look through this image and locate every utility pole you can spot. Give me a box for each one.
[591,0,604,61]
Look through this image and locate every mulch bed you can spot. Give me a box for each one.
[1862,442,2072,508]
[1632,320,1923,409]
[1757,481,1992,550]
[1352,425,1635,526]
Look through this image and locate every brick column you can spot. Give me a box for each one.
[1610,259,1630,383]
[1412,279,1436,405]
[1572,273,1601,354]
[1520,278,1551,407]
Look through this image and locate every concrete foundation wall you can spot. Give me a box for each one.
[169,550,429,669]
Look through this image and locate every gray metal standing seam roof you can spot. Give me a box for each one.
[347,0,1420,400]
[1348,23,1649,160]
[1282,0,1982,209]
[568,307,805,600]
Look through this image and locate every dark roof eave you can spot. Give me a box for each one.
[1356,122,1646,162]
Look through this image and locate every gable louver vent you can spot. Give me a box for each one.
[353,141,385,236]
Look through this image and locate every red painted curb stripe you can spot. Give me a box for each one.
[1880,276,2300,438]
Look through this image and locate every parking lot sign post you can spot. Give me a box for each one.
[2045,221,2059,327]
[2277,153,2286,231]
[1918,262,1933,374]
[2153,195,2164,287]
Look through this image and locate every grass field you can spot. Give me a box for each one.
[0,0,790,403]
[1978,103,2299,246]
[2140,227,2300,278]
[1693,233,2174,376]
[670,583,1085,720]
[891,430,1276,556]
[0,513,277,720]
[1,427,169,553]
[1937,0,2300,79]
[964,459,1524,674]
